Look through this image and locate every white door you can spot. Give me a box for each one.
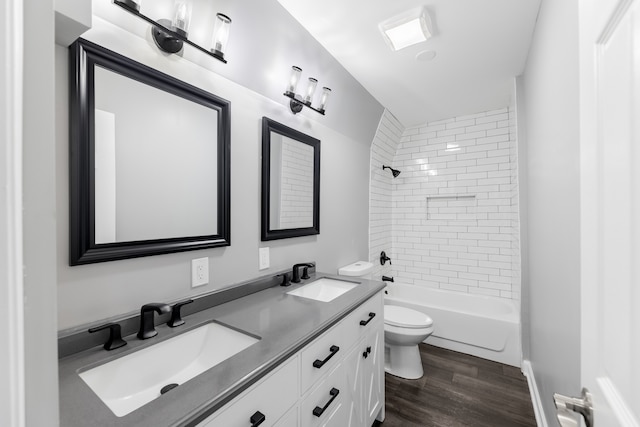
[577,0,640,425]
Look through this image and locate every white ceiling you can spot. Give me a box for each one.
[277,0,541,128]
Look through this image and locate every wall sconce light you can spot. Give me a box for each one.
[113,0,232,63]
[283,66,332,115]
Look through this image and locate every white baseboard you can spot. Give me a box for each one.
[521,360,548,427]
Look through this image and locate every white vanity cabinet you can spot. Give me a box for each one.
[198,291,384,427]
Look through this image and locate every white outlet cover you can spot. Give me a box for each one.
[191,258,209,287]
[259,247,269,270]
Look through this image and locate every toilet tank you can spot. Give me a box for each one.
[338,261,374,278]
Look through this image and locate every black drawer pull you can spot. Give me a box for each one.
[359,312,376,326]
[312,387,340,417]
[250,410,265,427]
[313,345,339,368]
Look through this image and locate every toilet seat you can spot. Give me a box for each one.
[384,305,433,329]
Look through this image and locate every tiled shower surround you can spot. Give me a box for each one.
[369,108,521,300]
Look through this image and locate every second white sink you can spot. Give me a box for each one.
[286,278,358,302]
[79,322,259,417]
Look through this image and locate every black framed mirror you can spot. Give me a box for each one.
[261,117,320,241]
[69,39,231,265]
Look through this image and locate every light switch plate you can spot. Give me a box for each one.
[259,247,269,270]
[191,258,209,287]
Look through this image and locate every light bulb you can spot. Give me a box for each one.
[211,13,232,59]
[172,1,191,37]
[286,66,302,95]
[318,87,332,111]
[304,78,318,104]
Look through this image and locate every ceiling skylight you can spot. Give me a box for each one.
[379,7,433,51]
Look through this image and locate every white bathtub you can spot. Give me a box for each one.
[384,282,522,367]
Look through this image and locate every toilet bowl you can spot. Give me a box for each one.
[336,262,434,380]
[384,305,434,380]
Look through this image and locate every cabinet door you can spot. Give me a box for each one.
[199,356,298,427]
[363,328,384,425]
[342,341,365,427]
[273,406,297,427]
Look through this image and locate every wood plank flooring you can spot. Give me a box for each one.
[374,344,537,427]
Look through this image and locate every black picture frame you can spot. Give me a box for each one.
[261,117,320,241]
[69,39,231,265]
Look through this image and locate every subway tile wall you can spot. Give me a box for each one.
[369,108,521,300]
[369,110,404,280]
[278,138,315,229]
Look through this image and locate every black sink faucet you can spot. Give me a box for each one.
[292,263,314,283]
[137,303,171,340]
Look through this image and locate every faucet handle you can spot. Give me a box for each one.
[277,273,291,287]
[88,323,127,351]
[301,266,311,280]
[167,299,194,327]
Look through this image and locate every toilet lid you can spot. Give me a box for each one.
[384,305,433,329]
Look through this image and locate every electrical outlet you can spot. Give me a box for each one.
[259,247,270,270]
[191,257,209,287]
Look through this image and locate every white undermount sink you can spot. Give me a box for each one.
[79,322,259,417]
[286,278,358,302]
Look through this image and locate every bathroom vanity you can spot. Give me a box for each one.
[58,273,385,426]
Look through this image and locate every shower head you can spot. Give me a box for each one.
[382,165,401,178]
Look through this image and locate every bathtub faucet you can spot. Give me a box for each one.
[382,276,394,282]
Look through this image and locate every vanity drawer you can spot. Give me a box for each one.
[341,292,384,345]
[300,362,348,427]
[300,292,383,394]
[199,356,299,427]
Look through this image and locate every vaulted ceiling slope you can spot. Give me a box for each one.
[277,0,541,127]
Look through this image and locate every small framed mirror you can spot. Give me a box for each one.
[69,39,231,265]
[261,117,320,241]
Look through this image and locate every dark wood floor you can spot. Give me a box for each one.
[374,344,537,427]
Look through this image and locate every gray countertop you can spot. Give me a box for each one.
[58,273,385,426]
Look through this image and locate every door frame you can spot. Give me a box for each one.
[0,0,26,425]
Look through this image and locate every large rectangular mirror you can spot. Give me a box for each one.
[69,39,231,265]
[261,117,320,241]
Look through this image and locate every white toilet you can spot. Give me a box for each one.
[337,262,434,380]
[383,305,434,379]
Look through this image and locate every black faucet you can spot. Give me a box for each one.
[137,303,171,339]
[382,275,394,282]
[291,263,314,283]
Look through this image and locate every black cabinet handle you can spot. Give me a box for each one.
[359,312,376,326]
[363,345,373,359]
[312,388,340,417]
[250,410,265,427]
[313,345,339,368]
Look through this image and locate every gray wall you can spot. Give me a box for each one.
[57,0,382,330]
[519,0,581,424]
[24,0,60,425]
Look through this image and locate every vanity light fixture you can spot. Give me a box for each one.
[283,66,332,115]
[113,0,232,63]
[382,165,401,178]
[379,7,433,51]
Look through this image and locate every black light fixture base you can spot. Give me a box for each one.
[112,1,229,63]
[283,92,325,115]
[152,19,184,54]
[114,0,140,13]
[210,49,228,64]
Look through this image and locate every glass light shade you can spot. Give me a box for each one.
[304,78,318,104]
[172,1,192,36]
[286,66,302,95]
[211,13,232,57]
[318,87,332,111]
